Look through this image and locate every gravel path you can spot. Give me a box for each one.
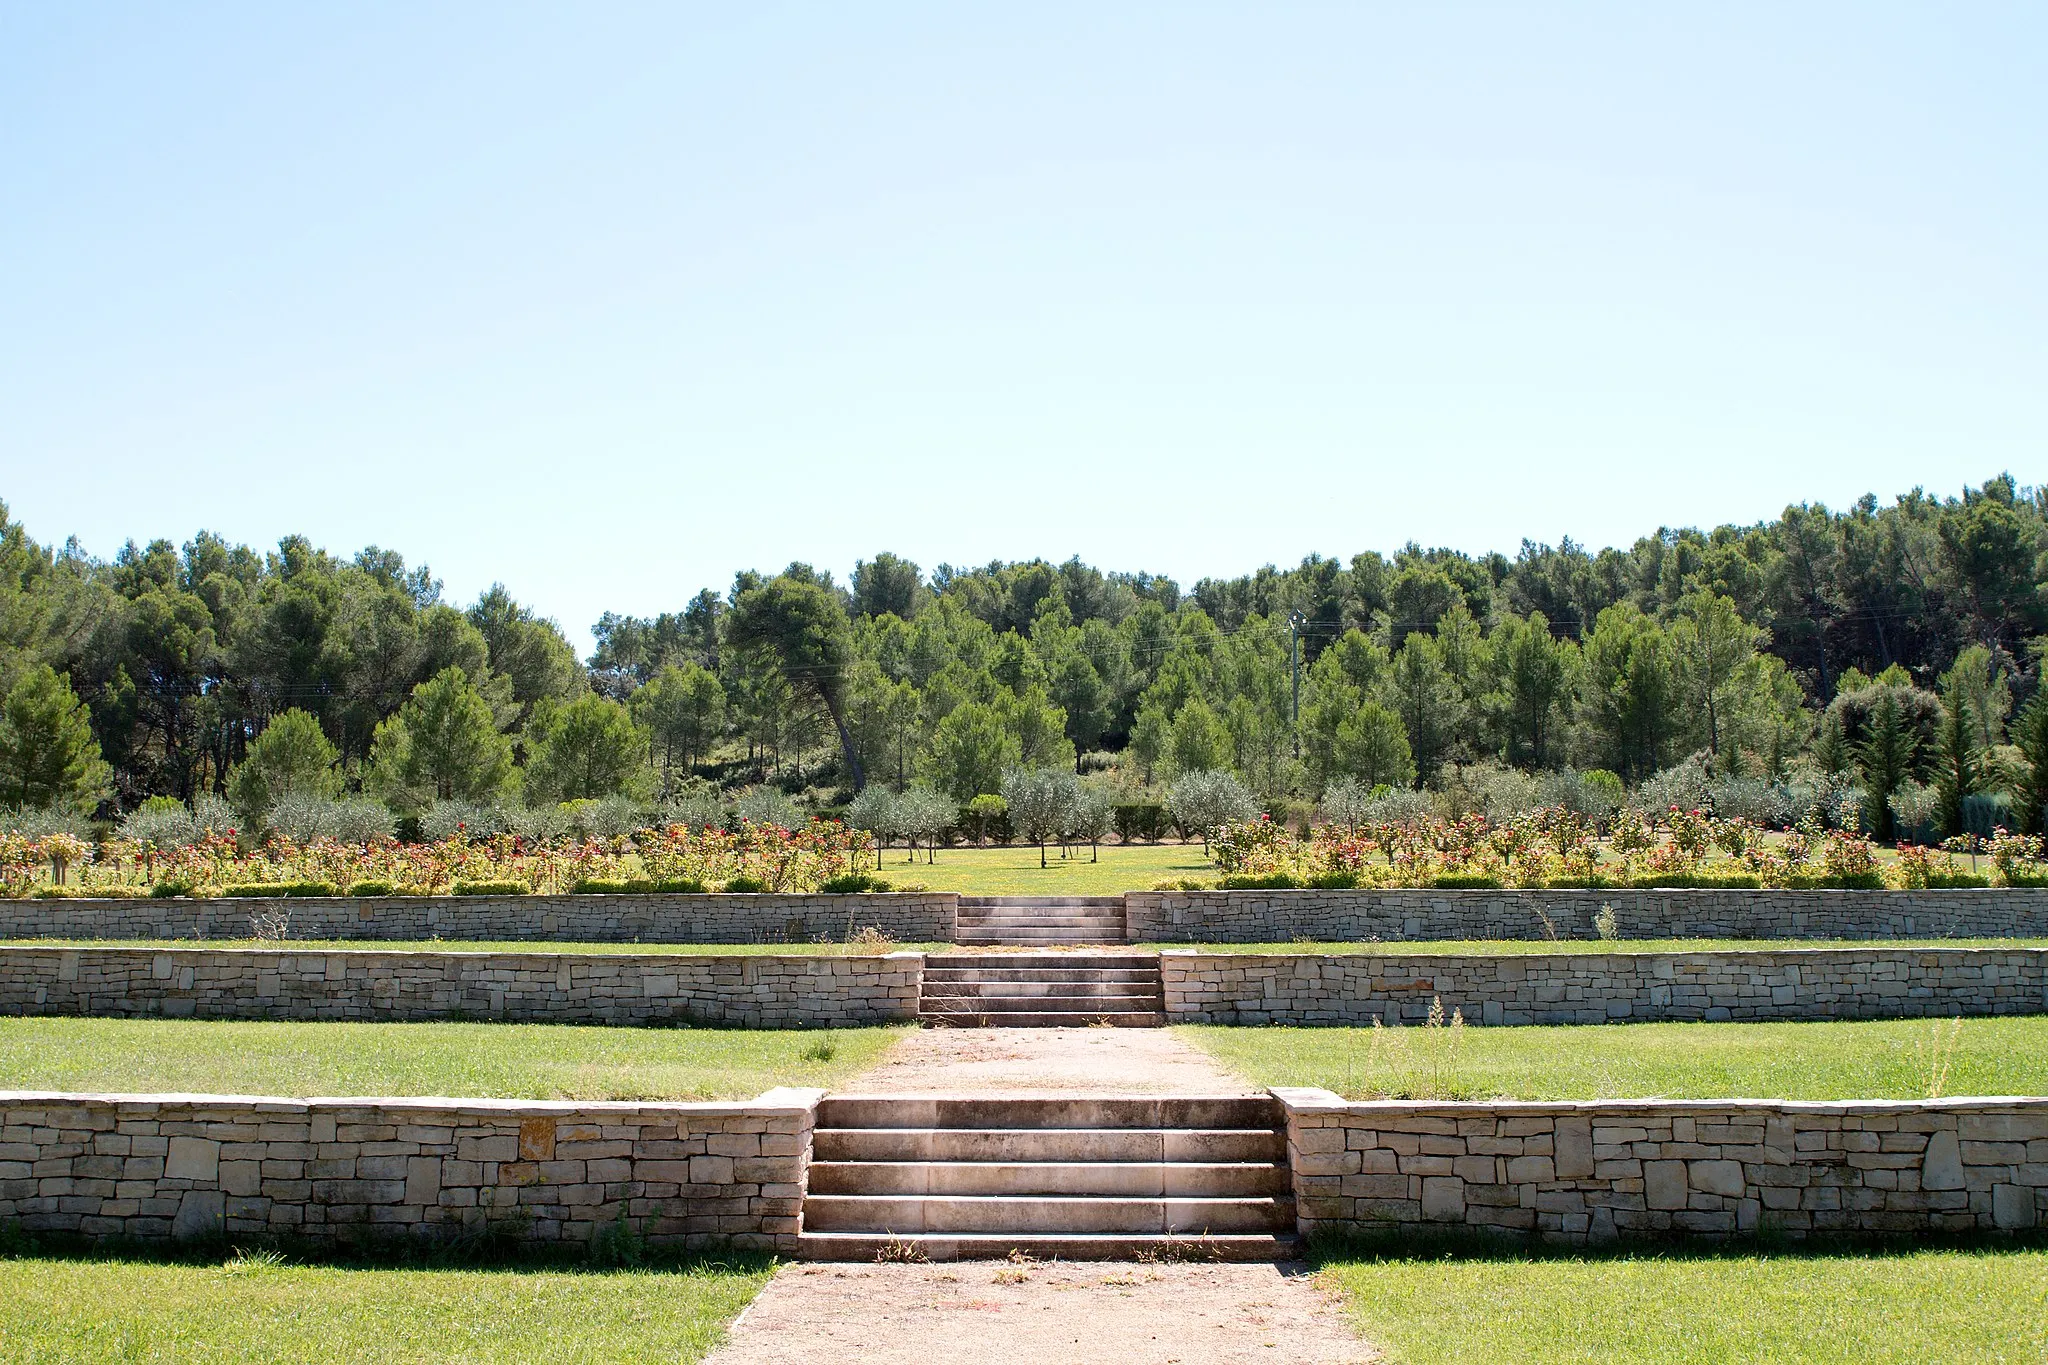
[705,1261,1378,1365]
[842,1026,1255,1094]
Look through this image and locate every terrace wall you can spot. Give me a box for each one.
[1163,947,2048,1026]
[1276,1089,2048,1242]
[0,1089,820,1250]
[0,947,923,1028]
[1127,888,2048,944]
[0,892,956,946]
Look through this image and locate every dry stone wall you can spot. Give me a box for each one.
[1164,948,2048,1026]
[1127,888,2048,944]
[0,1089,820,1250]
[0,947,923,1028]
[1277,1089,2048,1241]
[0,892,955,946]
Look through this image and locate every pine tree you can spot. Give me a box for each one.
[0,665,111,813]
[2009,691,2048,836]
[1932,692,1978,839]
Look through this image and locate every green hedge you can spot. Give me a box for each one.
[346,880,397,897]
[819,873,892,893]
[450,879,530,896]
[568,877,710,895]
[217,881,340,898]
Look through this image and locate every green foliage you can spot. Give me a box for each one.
[2008,688,2048,835]
[720,875,769,893]
[227,709,340,828]
[819,872,892,893]
[367,666,513,810]
[450,879,529,896]
[218,881,340,898]
[0,665,111,814]
[345,880,396,896]
[522,693,642,802]
[1112,802,1167,842]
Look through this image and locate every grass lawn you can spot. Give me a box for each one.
[0,938,950,955]
[868,841,1212,894]
[0,1017,907,1101]
[1146,938,2048,954]
[1318,1246,2048,1365]
[0,1252,769,1364]
[1180,1015,2048,1101]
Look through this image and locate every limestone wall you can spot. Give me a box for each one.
[0,892,956,946]
[0,947,924,1028]
[0,1088,822,1250]
[1277,1089,2048,1241]
[1163,948,2048,1026]
[1127,888,2048,944]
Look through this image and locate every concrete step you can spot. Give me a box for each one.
[817,1096,1279,1127]
[796,1231,1301,1262]
[807,1160,1288,1198]
[803,1193,1294,1236]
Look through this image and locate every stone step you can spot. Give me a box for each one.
[796,1231,1301,1262]
[802,1193,1294,1236]
[919,1009,1164,1028]
[955,928,1128,942]
[928,954,1160,969]
[922,979,1163,996]
[959,896,1128,907]
[924,968,1161,984]
[817,1096,1281,1128]
[922,992,1163,1010]
[807,1160,1288,1198]
[814,1125,1284,1164]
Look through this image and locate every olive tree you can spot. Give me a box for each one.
[1167,768,1258,851]
[1002,766,1080,868]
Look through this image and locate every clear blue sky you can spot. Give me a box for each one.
[3,4,2040,652]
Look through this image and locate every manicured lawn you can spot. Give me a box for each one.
[0,1253,769,1364]
[1147,938,2048,954]
[1179,1016,2048,1101]
[0,1017,908,1101]
[869,841,1211,894]
[1,938,949,955]
[1318,1247,2048,1365]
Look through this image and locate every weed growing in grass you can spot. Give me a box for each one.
[216,1246,289,1278]
[874,1236,927,1263]
[839,925,895,955]
[587,1215,647,1268]
[1916,1017,1965,1099]
[248,908,291,941]
[1343,999,1468,1099]
[801,1037,837,1063]
[1594,903,1619,940]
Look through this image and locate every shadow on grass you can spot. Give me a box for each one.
[0,1216,777,1277]
[1305,1223,2048,1267]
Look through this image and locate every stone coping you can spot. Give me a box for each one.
[0,1087,826,1116]
[1269,1087,2048,1115]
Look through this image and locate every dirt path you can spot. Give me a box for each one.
[842,1026,1254,1094]
[704,1261,1378,1365]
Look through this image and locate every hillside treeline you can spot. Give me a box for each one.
[0,474,2043,837]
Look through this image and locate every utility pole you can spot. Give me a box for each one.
[1288,612,1305,758]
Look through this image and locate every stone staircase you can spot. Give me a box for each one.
[799,1095,1299,1261]
[920,953,1164,1027]
[956,896,1127,945]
